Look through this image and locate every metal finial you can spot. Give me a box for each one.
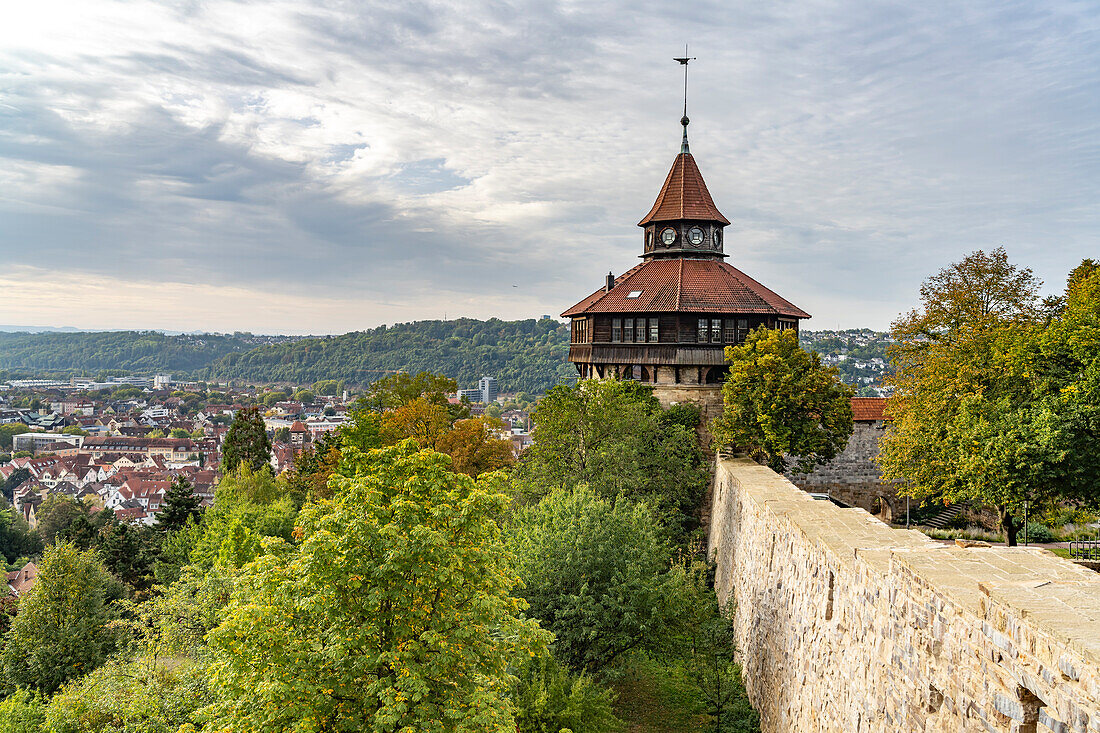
[674,47,696,154]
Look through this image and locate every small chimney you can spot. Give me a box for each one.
[605,271,615,292]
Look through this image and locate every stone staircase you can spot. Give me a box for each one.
[924,502,967,529]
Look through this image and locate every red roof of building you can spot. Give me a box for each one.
[851,397,887,421]
[562,259,810,318]
[638,153,730,226]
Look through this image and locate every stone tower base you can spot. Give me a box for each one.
[651,384,724,447]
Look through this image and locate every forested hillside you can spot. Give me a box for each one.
[0,321,887,395]
[0,331,262,375]
[204,318,574,394]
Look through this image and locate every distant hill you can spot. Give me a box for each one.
[202,318,574,394]
[0,331,264,375]
[0,321,889,395]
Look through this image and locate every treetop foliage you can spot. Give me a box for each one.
[203,441,548,732]
[712,328,854,473]
[881,250,1100,545]
[221,406,271,474]
[513,379,708,535]
[1,543,116,695]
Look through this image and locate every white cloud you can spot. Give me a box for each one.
[1,0,1098,332]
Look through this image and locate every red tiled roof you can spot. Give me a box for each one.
[562,259,810,318]
[638,153,730,226]
[851,397,887,421]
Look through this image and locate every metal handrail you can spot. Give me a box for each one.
[1069,540,1100,561]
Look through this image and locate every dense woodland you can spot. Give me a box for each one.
[0,331,260,375]
[0,320,885,394]
[203,318,574,393]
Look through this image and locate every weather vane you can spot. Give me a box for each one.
[674,46,696,153]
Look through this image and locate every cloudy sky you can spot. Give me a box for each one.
[2,0,1098,334]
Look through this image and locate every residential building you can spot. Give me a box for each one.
[478,376,498,404]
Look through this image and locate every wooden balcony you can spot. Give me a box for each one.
[568,342,729,366]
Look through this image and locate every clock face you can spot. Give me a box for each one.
[660,227,676,246]
[688,227,705,245]
[713,229,722,248]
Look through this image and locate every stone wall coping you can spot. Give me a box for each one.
[721,456,1100,669]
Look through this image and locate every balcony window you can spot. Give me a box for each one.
[737,318,748,343]
[711,319,722,344]
[649,318,659,342]
[612,318,622,343]
[624,318,634,342]
[697,318,708,343]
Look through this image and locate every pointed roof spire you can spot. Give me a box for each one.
[638,153,730,226]
[674,48,695,153]
[638,52,729,227]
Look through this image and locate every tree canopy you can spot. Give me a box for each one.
[221,406,271,474]
[513,380,708,534]
[1,543,116,694]
[509,486,686,673]
[202,441,547,732]
[878,249,1100,545]
[712,328,854,473]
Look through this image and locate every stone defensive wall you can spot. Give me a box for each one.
[708,457,1100,733]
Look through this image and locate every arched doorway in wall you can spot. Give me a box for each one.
[704,366,729,384]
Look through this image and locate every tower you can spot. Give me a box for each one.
[561,59,810,423]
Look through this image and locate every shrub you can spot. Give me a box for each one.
[1023,522,1054,543]
[512,652,622,733]
[0,689,46,733]
[43,658,210,733]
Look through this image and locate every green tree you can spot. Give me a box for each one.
[273,426,290,443]
[155,475,202,533]
[679,603,758,733]
[169,428,191,438]
[96,514,158,594]
[990,261,1100,519]
[221,406,271,474]
[712,328,854,473]
[202,441,547,733]
[0,424,29,451]
[514,380,708,534]
[152,516,204,587]
[509,486,684,673]
[188,464,297,570]
[0,543,115,694]
[0,507,40,564]
[146,429,166,439]
[2,468,30,502]
[879,249,1045,545]
[292,389,315,402]
[311,379,341,396]
[43,657,211,733]
[363,371,457,411]
[35,496,93,547]
[61,425,89,436]
[262,391,288,407]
